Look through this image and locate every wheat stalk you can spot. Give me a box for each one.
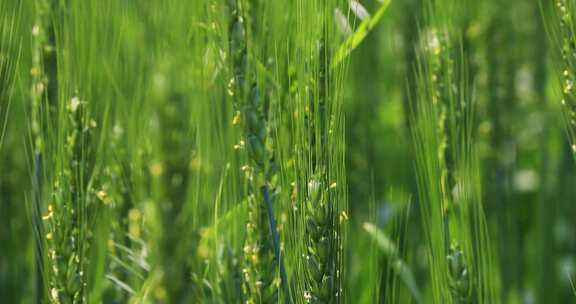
[29,0,57,302]
[303,68,339,304]
[411,3,498,302]
[299,13,346,300]
[228,0,287,302]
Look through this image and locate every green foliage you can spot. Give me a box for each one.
[1,0,576,303]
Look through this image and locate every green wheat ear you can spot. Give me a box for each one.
[447,243,472,303]
[227,0,287,302]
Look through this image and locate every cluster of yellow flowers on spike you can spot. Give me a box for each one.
[557,1,576,153]
[228,4,268,169]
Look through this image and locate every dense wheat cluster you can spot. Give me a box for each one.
[2,0,576,303]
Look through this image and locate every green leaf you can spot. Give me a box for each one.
[363,222,422,304]
[332,0,392,69]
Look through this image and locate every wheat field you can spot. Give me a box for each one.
[1,0,575,303]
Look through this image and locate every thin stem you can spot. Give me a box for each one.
[33,152,44,304]
[260,185,290,303]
